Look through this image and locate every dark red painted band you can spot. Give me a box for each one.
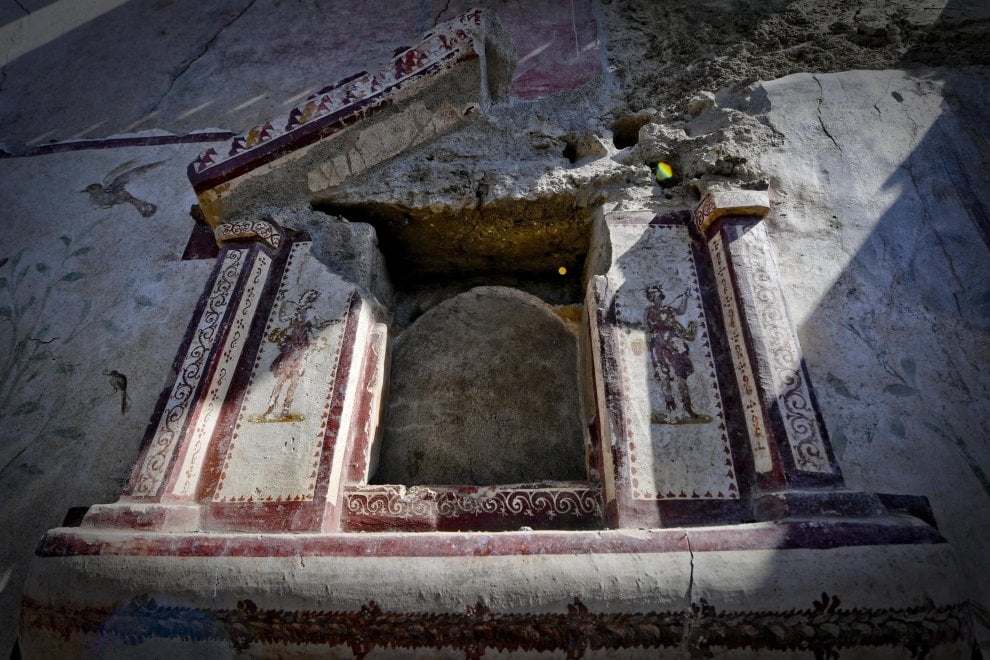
[37,519,944,559]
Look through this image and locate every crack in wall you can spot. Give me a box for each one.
[903,156,966,318]
[902,98,923,143]
[680,532,695,656]
[813,75,842,152]
[146,0,258,117]
[569,0,580,59]
[431,0,452,27]
[686,532,694,604]
[0,443,31,480]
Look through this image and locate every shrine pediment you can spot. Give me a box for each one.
[187,9,517,227]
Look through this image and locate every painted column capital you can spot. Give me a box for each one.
[214,216,284,250]
[692,189,770,233]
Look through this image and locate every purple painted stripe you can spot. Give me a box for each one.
[938,140,990,251]
[1,132,237,158]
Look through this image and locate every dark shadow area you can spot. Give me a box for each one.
[312,198,593,280]
[0,0,60,30]
[313,199,594,326]
[752,0,990,651]
[0,0,601,149]
[0,1,260,149]
[611,111,652,149]
[801,0,990,509]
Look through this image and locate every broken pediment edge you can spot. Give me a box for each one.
[187,9,518,227]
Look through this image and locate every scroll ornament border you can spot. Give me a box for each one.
[345,485,602,520]
[130,248,247,497]
[727,223,832,474]
[20,593,970,659]
[214,219,283,251]
[172,252,272,496]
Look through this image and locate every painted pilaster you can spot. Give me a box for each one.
[81,218,284,531]
[193,236,378,532]
[84,215,384,533]
[694,191,840,488]
[589,211,753,529]
[694,191,889,520]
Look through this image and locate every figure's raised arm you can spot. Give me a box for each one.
[312,316,346,331]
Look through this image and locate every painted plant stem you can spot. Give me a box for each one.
[0,216,110,419]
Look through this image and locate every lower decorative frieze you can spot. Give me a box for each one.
[20,592,971,659]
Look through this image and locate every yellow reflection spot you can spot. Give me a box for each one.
[656,161,674,181]
[558,266,567,276]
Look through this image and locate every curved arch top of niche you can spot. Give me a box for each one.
[372,286,586,485]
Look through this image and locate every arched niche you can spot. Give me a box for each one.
[371,286,586,485]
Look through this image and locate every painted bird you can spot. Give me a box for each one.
[103,369,130,415]
[83,159,164,218]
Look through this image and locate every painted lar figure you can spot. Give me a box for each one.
[643,284,709,424]
[254,289,336,423]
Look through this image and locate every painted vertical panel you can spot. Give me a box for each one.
[130,248,247,497]
[212,242,357,503]
[610,223,737,500]
[171,252,272,496]
[723,222,833,474]
[709,233,774,474]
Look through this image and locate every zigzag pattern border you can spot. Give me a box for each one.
[187,9,484,192]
